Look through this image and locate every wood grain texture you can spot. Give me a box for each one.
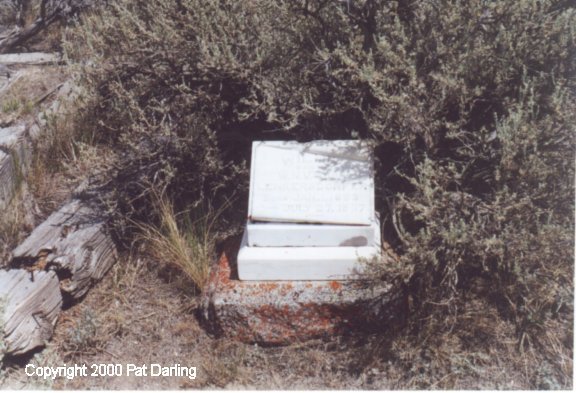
[0,149,14,209]
[0,52,61,65]
[0,269,62,356]
[0,125,30,210]
[12,199,118,299]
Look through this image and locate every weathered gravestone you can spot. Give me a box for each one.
[201,141,404,344]
[237,140,381,280]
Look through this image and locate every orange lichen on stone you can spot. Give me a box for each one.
[329,281,342,291]
[257,283,279,292]
[216,253,232,283]
[279,282,294,296]
[201,241,399,345]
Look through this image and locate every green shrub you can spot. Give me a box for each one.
[65,0,574,384]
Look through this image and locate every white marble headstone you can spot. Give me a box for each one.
[239,140,380,280]
[248,140,374,225]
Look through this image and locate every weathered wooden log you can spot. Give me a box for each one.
[0,52,62,65]
[0,149,13,208]
[0,11,60,54]
[0,0,98,54]
[11,199,117,299]
[0,125,29,210]
[0,269,62,356]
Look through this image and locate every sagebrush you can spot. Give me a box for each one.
[64,0,575,387]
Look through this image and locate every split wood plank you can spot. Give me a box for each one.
[0,269,62,356]
[0,52,61,65]
[0,125,29,209]
[0,149,13,209]
[11,199,117,299]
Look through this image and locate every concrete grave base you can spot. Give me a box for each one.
[246,215,381,247]
[201,238,405,345]
[237,234,381,281]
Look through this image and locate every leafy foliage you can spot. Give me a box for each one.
[65,0,574,384]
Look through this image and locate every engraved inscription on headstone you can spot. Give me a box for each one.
[248,141,374,225]
[238,140,381,281]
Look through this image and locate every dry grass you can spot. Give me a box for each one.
[1,248,570,390]
[49,255,223,389]
[0,68,77,268]
[26,75,116,218]
[135,192,219,294]
[42,254,368,390]
[32,93,94,172]
[55,258,145,361]
[0,67,77,220]
[0,185,36,265]
[0,97,33,116]
[354,291,573,390]
[0,67,66,126]
[27,153,70,217]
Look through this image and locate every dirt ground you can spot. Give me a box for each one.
[1,251,571,390]
[1,255,378,390]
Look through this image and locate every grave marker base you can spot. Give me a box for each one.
[238,229,381,280]
[201,237,404,345]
